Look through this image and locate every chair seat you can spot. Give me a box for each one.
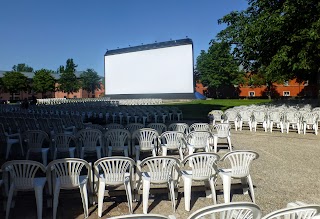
[59,175,87,189]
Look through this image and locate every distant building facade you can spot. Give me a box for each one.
[0,70,105,101]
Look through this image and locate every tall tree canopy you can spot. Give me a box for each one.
[196,41,243,97]
[32,69,56,98]
[12,63,34,72]
[2,71,29,99]
[80,69,101,97]
[217,0,320,98]
[58,59,80,95]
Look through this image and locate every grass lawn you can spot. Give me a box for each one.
[163,99,272,121]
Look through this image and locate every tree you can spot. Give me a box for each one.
[58,59,80,96]
[2,71,29,99]
[32,69,56,98]
[196,41,243,98]
[80,69,101,97]
[12,63,34,72]
[217,0,320,100]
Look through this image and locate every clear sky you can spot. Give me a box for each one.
[0,0,248,76]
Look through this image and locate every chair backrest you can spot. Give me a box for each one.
[47,158,91,188]
[187,202,261,219]
[94,157,135,184]
[221,150,259,178]
[76,129,102,152]
[108,214,176,219]
[239,110,252,121]
[168,123,189,134]
[132,128,159,151]
[213,123,230,138]
[261,205,320,219]
[285,111,300,123]
[208,110,224,122]
[252,111,266,122]
[224,110,239,122]
[53,133,75,150]
[186,131,211,149]
[24,130,49,149]
[182,152,220,180]
[147,123,167,135]
[189,123,210,132]
[125,123,145,134]
[139,156,180,184]
[302,112,318,124]
[160,131,185,150]
[85,124,105,132]
[268,111,283,122]
[105,129,131,148]
[2,160,46,189]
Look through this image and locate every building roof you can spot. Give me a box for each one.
[0,71,84,79]
[105,38,193,56]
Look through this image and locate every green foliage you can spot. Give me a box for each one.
[217,0,320,88]
[32,69,56,97]
[2,71,29,95]
[196,41,244,96]
[58,59,80,95]
[80,69,101,97]
[12,63,33,72]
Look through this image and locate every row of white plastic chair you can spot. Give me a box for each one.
[1,150,258,218]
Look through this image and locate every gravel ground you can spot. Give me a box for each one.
[1,127,320,218]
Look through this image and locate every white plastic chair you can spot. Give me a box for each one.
[137,156,180,214]
[46,158,91,219]
[268,111,284,133]
[133,128,159,161]
[208,110,224,124]
[252,111,268,132]
[301,112,318,135]
[160,131,185,160]
[186,131,211,156]
[238,110,253,131]
[219,150,259,203]
[52,133,76,159]
[181,152,220,211]
[76,129,103,159]
[0,123,24,160]
[261,205,320,219]
[224,110,239,131]
[105,129,131,157]
[187,202,261,219]
[94,157,135,217]
[211,123,232,153]
[2,160,46,219]
[125,123,145,134]
[284,111,301,134]
[24,130,50,166]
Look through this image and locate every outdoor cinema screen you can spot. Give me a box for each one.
[104,39,194,96]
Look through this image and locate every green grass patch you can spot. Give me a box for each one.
[163,99,272,121]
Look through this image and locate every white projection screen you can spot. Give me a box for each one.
[104,39,194,98]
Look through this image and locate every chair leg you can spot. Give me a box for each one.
[124,148,129,157]
[34,185,44,219]
[96,147,101,159]
[241,177,249,195]
[168,180,176,212]
[183,177,192,211]
[162,146,167,156]
[6,143,11,160]
[213,136,218,153]
[124,178,133,213]
[135,147,140,161]
[97,181,105,217]
[79,182,89,218]
[227,136,232,152]
[142,179,150,214]
[247,175,255,203]
[178,148,184,161]
[53,182,61,219]
[5,185,15,219]
[220,174,231,203]
[70,149,75,158]
[42,151,48,166]
[208,177,217,205]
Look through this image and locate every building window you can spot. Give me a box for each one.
[249,91,255,97]
[304,80,309,86]
[284,81,289,86]
[283,91,290,96]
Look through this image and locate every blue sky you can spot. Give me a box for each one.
[0,0,248,76]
